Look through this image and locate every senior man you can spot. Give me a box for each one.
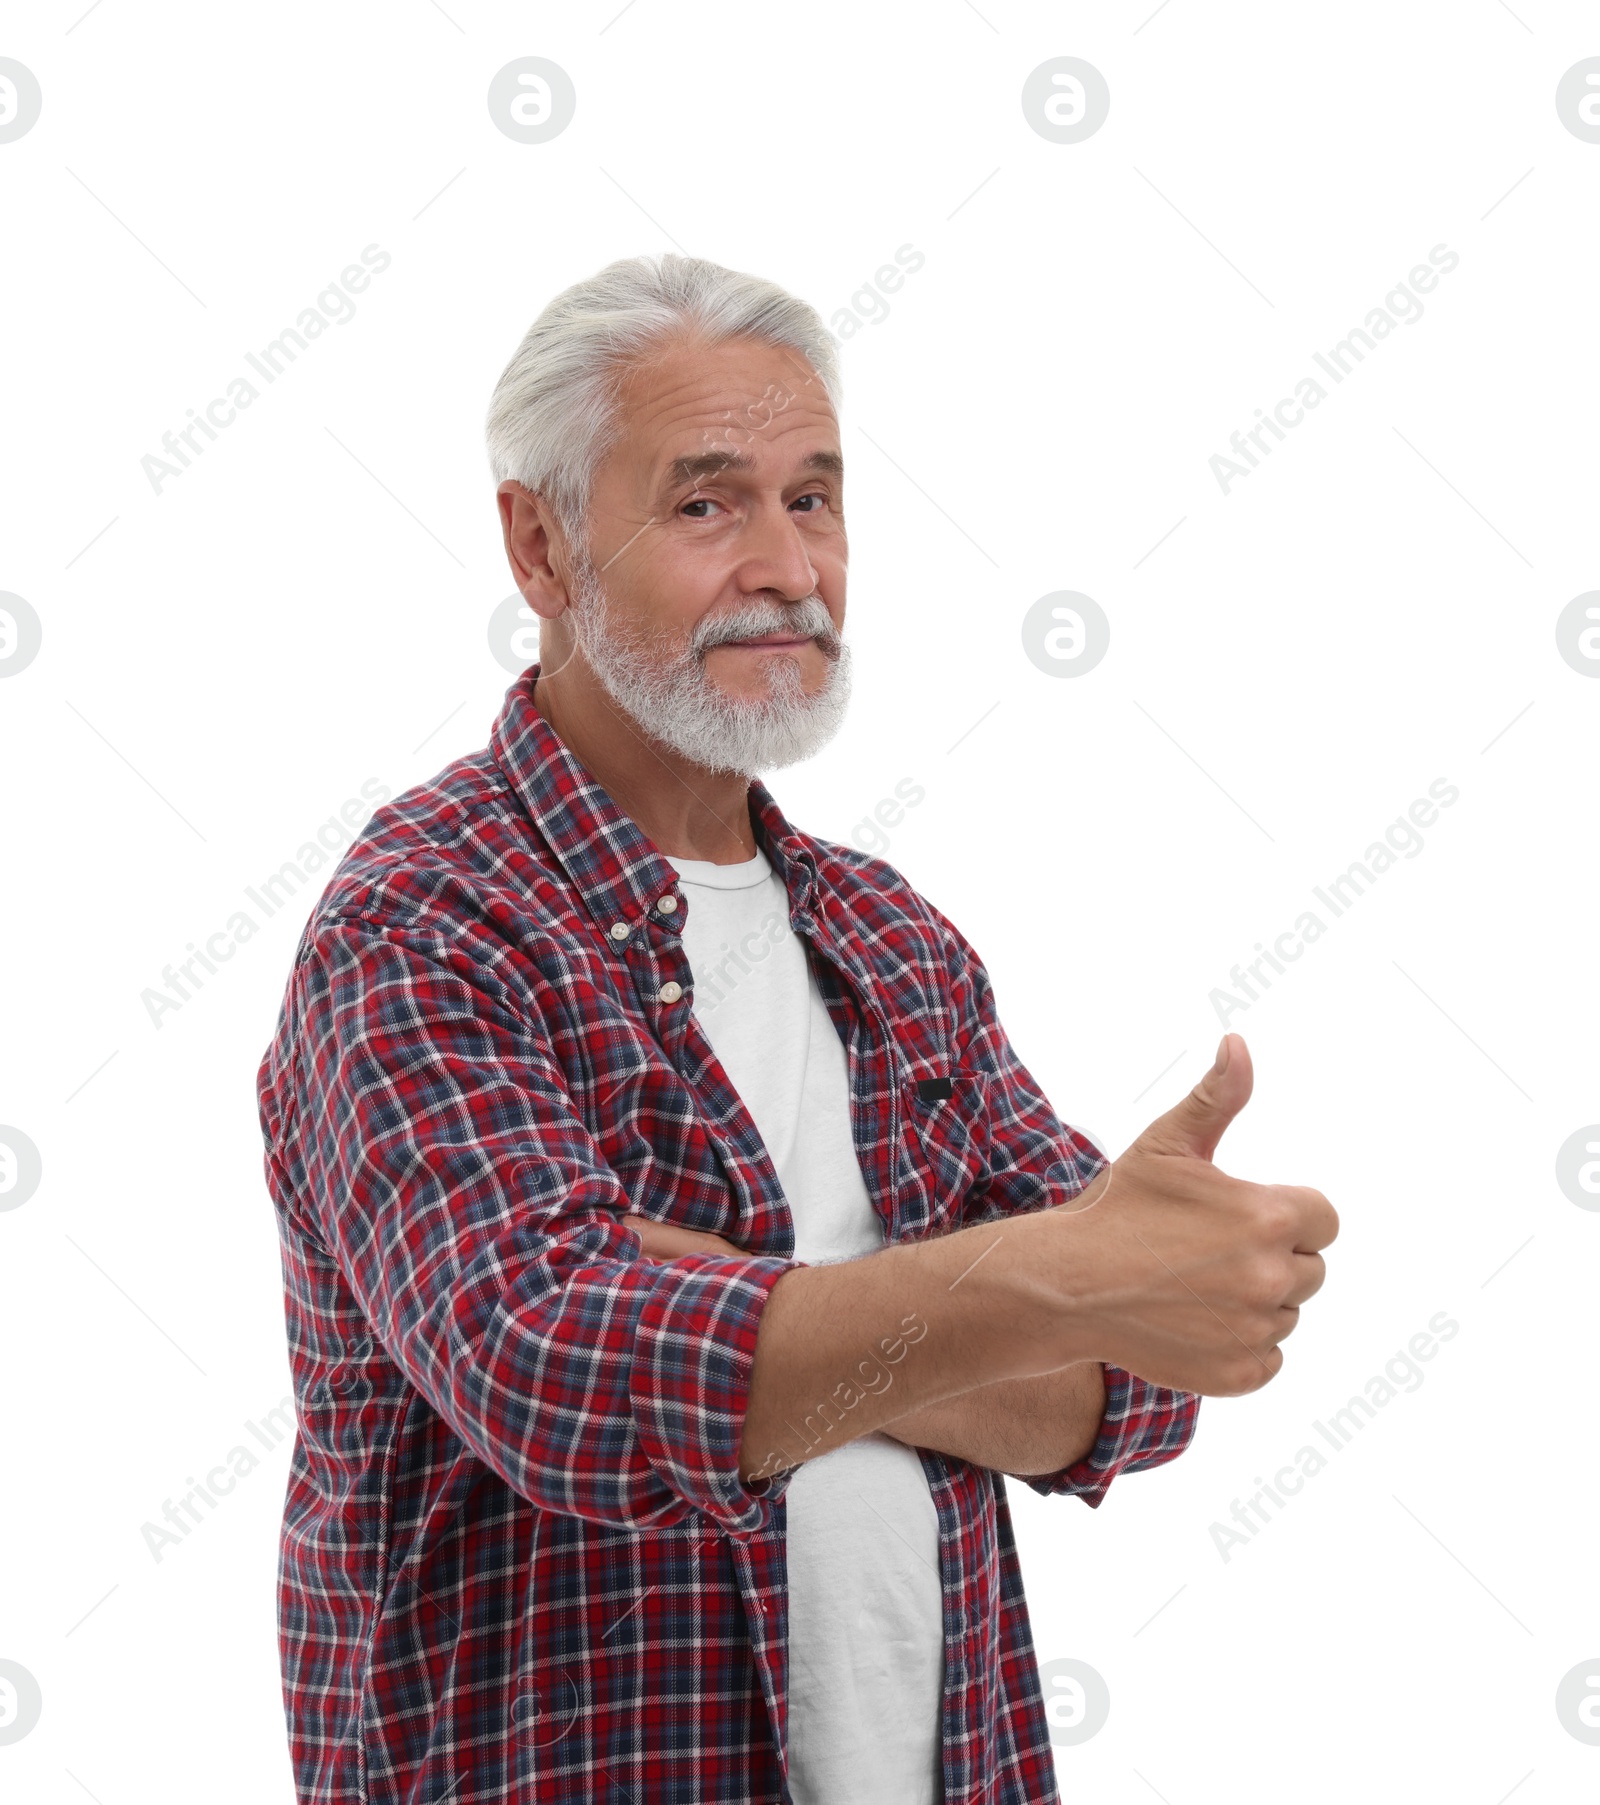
[257,252,1336,1805]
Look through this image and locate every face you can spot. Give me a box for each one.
[546,333,851,774]
[589,332,847,688]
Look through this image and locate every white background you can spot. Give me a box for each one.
[2,2,1597,1800]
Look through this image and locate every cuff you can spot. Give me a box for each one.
[629,1251,802,1533]
[1019,1365,1201,1508]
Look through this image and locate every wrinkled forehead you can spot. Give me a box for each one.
[609,334,838,483]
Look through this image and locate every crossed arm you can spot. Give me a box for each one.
[625,1214,1109,1479]
[880,1362,1108,1476]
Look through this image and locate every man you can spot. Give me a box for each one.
[257,252,1336,1805]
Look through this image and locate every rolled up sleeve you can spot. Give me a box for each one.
[280,910,796,1535]
[629,1252,798,1531]
[1015,1365,1201,1508]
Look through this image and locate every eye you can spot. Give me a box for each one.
[680,494,720,518]
[791,492,827,513]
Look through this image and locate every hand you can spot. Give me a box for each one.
[622,1214,743,1262]
[1022,1033,1337,1398]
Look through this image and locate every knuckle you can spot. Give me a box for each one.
[1284,1183,1337,1230]
[1254,1187,1301,1239]
[1241,1253,1286,1308]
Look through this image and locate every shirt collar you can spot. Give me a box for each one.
[488,665,820,939]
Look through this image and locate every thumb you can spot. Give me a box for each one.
[1131,1033,1254,1162]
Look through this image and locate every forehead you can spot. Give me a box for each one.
[609,333,838,472]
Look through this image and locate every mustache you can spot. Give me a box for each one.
[691,595,840,659]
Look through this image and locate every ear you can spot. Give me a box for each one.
[497,481,572,620]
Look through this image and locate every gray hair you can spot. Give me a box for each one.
[483,252,842,551]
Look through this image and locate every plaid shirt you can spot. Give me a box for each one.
[256,665,1199,1805]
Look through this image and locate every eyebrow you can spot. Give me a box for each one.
[655,447,843,502]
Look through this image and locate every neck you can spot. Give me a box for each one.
[532,659,758,864]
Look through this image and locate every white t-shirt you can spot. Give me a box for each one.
[663,845,946,1805]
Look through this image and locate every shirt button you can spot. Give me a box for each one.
[657,894,679,913]
[609,922,629,941]
[658,981,683,1004]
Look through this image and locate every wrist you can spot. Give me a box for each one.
[968,1206,1104,1376]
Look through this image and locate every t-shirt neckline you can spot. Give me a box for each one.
[663,844,775,891]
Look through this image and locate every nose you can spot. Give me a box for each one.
[735,499,822,604]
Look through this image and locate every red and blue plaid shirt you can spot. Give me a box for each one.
[256,665,1199,1804]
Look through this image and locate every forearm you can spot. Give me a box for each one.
[879,1361,1108,1476]
[738,1212,1073,1486]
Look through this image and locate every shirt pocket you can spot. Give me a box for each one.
[897,1068,990,1240]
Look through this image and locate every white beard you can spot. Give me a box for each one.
[564,547,852,777]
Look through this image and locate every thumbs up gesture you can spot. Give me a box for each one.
[1030,1034,1338,1397]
